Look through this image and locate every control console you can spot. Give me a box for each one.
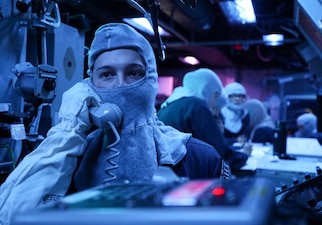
[276,166,322,212]
[11,177,276,225]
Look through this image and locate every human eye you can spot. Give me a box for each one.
[128,70,145,78]
[123,68,145,84]
[99,71,116,79]
[127,64,146,78]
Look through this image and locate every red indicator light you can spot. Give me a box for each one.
[233,44,243,51]
[212,187,225,196]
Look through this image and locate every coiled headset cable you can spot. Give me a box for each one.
[102,121,121,184]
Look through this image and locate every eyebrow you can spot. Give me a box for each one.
[127,63,145,69]
[96,63,145,71]
[96,65,113,71]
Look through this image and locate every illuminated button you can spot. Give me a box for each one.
[212,187,225,196]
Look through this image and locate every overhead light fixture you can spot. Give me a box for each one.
[219,0,256,24]
[123,17,170,37]
[262,34,284,46]
[179,56,200,65]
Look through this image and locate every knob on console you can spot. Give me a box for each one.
[304,173,311,180]
[280,182,287,190]
[292,177,299,185]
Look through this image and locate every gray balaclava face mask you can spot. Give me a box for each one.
[74,23,190,189]
[86,23,158,128]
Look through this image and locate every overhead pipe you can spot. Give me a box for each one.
[164,37,302,47]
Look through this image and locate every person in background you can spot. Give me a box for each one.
[157,68,249,170]
[295,113,317,138]
[210,88,228,134]
[0,23,230,224]
[220,82,249,144]
[265,94,281,123]
[243,98,275,144]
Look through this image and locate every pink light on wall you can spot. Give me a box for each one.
[158,76,174,96]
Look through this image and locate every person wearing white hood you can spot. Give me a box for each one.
[295,112,317,138]
[243,98,275,143]
[220,82,250,144]
[157,68,249,170]
[0,23,230,224]
[211,88,228,134]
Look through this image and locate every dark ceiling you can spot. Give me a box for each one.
[58,0,309,72]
